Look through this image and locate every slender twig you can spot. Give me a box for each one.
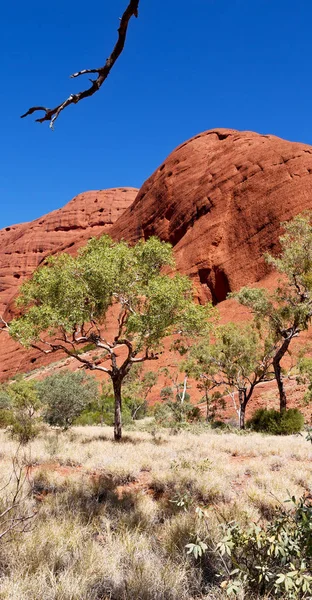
[21,0,140,128]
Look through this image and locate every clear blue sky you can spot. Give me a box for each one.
[1,0,311,228]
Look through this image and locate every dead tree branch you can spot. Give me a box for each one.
[0,449,37,543]
[21,0,140,128]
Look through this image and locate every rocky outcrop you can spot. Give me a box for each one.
[111,129,312,303]
[0,188,138,379]
[0,188,137,314]
[2,128,312,383]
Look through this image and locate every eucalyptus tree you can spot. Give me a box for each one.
[233,213,312,412]
[185,322,274,429]
[7,235,212,440]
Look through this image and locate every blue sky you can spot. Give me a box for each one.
[1,0,311,228]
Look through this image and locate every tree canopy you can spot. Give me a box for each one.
[233,212,312,412]
[8,235,212,439]
[184,322,274,428]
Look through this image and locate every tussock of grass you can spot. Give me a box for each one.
[0,426,311,599]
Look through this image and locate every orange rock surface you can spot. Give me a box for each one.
[2,127,312,419]
[111,128,312,304]
[0,188,138,379]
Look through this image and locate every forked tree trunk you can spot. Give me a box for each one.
[273,338,291,413]
[112,377,122,441]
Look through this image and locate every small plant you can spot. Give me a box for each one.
[0,379,41,444]
[185,539,208,559]
[216,495,312,598]
[37,370,99,430]
[247,408,304,435]
[154,399,201,427]
[170,492,193,512]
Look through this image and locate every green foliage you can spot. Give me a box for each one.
[217,495,312,598]
[247,408,304,435]
[88,379,149,427]
[37,370,99,430]
[184,322,274,427]
[154,399,201,427]
[234,213,312,338]
[99,393,133,427]
[8,235,213,440]
[10,235,212,352]
[0,379,41,444]
[232,213,312,412]
[297,356,312,404]
[122,365,158,419]
[185,539,208,559]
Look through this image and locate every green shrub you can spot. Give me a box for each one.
[37,370,99,430]
[211,420,227,430]
[0,379,41,444]
[217,494,312,597]
[154,400,202,427]
[247,408,304,435]
[74,409,103,426]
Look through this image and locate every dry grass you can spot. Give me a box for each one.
[0,425,311,599]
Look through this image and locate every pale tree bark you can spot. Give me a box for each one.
[238,389,248,430]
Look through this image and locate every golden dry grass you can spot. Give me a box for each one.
[0,425,311,599]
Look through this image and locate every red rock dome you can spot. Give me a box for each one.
[111,129,312,303]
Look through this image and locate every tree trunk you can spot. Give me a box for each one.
[180,376,188,404]
[238,390,247,430]
[205,389,210,422]
[112,377,122,441]
[273,338,291,412]
[273,358,287,412]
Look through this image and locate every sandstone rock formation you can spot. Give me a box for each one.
[2,128,312,387]
[111,128,312,304]
[0,188,138,379]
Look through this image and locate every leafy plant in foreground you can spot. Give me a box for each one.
[216,495,312,598]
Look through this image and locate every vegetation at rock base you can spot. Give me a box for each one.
[8,235,213,440]
[247,408,305,435]
[233,212,312,413]
[184,322,274,429]
[0,379,41,444]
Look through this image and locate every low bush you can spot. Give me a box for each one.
[154,400,202,427]
[0,379,41,443]
[247,408,304,435]
[211,420,227,430]
[37,370,99,430]
[216,494,312,597]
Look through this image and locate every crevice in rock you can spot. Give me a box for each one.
[198,266,231,304]
[54,225,86,232]
[215,132,231,141]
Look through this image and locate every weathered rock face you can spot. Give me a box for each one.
[2,128,312,385]
[0,188,137,314]
[0,188,138,379]
[111,129,312,303]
